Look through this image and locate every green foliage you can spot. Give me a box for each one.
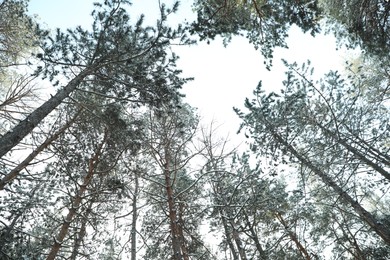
[190,0,321,68]
[236,59,390,257]
[142,102,212,259]
[320,0,390,57]
[1,0,390,259]
[0,0,38,71]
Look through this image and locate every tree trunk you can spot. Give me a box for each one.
[0,68,92,158]
[46,130,106,260]
[164,147,185,260]
[177,202,189,260]
[267,124,390,245]
[275,212,311,260]
[0,109,81,190]
[243,211,267,260]
[314,121,390,181]
[231,224,247,260]
[220,209,239,260]
[70,199,93,260]
[131,173,139,260]
[212,171,239,259]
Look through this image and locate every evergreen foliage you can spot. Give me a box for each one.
[0,0,389,259]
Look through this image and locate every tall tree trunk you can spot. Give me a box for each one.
[332,213,366,260]
[131,172,139,260]
[46,130,107,260]
[219,209,239,260]
[177,202,189,260]
[164,147,185,260]
[314,121,390,181]
[0,68,92,158]
[70,199,94,260]
[243,211,267,260]
[267,123,390,245]
[231,223,247,260]
[275,212,311,260]
[165,176,183,260]
[0,109,81,190]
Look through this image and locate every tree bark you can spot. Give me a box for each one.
[70,199,94,260]
[0,67,92,158]
[314,121,390,181]
[177,201,189,260]
[243,211,267,260]
[131,172,139,260]
[267,124,390,245]
[275,212,311,260]
[231,224,247,260]
[46,130,107,260]
[164,146,185,260]
[0,109,81,190]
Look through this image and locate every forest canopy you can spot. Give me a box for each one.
[0,0,389,259]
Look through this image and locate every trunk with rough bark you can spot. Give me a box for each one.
[165,173,184,260]
[0,109,81,190]
[131,173,139,260]
[70,199,94,260]
[177,202,189,260]
[243,211,267,260]
[275,212,311,260]
[46,130,106,260]
[268,124,390,245]
[164,146,187,260]
[314,120,390,181]
[0,68,92,158]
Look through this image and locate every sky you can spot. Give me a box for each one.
[28,0,353,148]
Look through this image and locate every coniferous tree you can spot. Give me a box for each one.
[0,0,191,158]
[235,61,390,256]
[143,102,212,260]
[190,0,321,68]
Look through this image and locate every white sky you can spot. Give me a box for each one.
[28,0,353,148]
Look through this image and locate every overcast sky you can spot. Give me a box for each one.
[28,0,353,148]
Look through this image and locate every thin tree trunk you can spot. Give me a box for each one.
[243,211,267,260]
[0,109,81,190]
[343,124,390,166]
[70,199,94,260]
[275,212,311,260]
[267,124,390,245]
[0,68,92,158]
[210,166,239,259]
[220,209,239,260]
[212,175,239,259]
[333,213,366,260]
[46,130,107,260]
[131,173,139,260]
[231,224,247,260]
[315,121,390,181]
